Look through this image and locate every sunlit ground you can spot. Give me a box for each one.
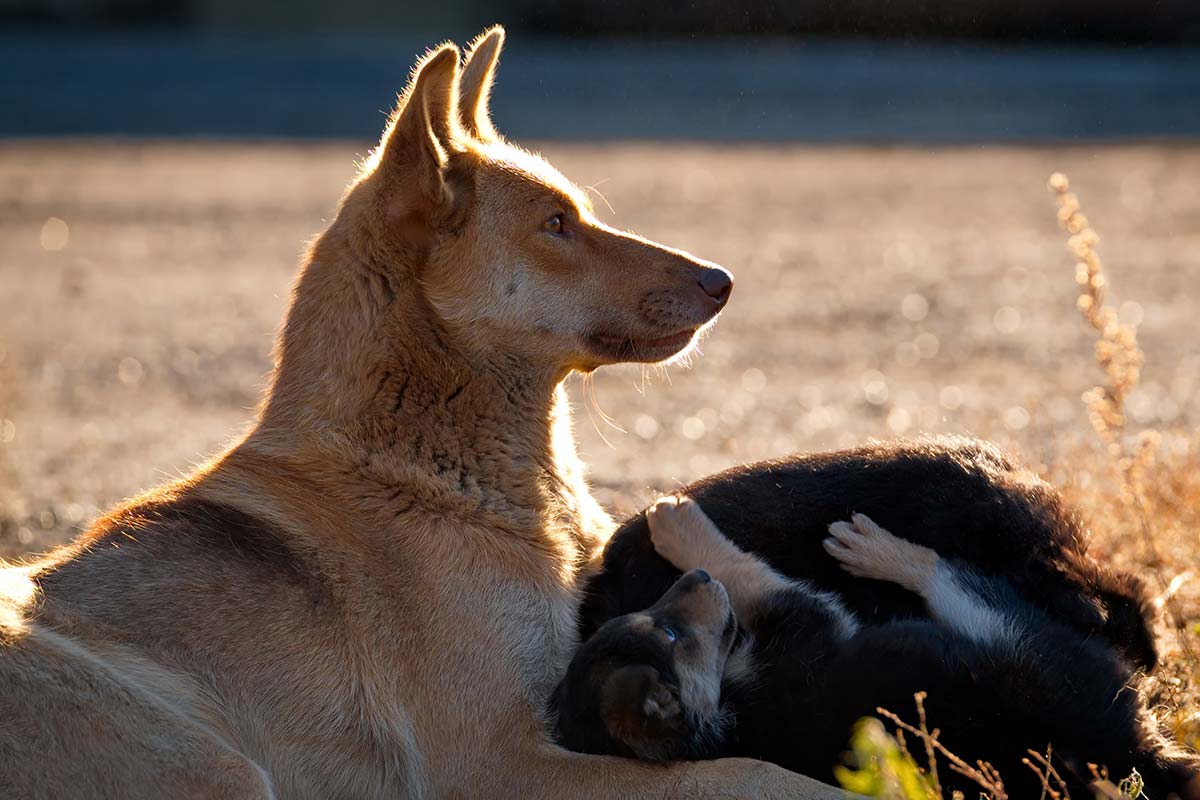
[1,141,1198,748]
[3,141,1196,528]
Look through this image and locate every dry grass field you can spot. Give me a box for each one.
[1,140,1198,783]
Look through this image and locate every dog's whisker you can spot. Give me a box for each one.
[586,375,626,434]
[580,374,622,449]
[584,181,616,217]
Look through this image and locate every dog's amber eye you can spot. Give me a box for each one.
[543,213,565,235]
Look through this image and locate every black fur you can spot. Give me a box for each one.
[560,437,1198,797]
[580,436,1158,670]
[720,563,1198,798]
[553,570,735,763]
[552,620,685,761]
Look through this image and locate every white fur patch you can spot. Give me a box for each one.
[926,564,1019,651]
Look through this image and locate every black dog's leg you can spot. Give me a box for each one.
[825,514,1200,799]
[825,513,1024,651]
[647,496,860,641]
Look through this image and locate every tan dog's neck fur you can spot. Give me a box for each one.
[255,219,582,538]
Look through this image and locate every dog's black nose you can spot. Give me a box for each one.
[692,569,712,584]
[698,268,733,306]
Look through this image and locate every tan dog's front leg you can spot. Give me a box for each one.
[647,495,794,623]
[517,747,857,799]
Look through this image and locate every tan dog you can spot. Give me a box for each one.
[0,29,847,799]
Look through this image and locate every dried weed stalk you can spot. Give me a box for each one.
[1048,172,1197,665]
[876,694,1008,800]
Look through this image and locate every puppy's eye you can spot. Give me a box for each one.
[661,625,678,643]
[543,213,565,236]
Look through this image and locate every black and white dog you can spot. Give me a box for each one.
[553,438,1200,798]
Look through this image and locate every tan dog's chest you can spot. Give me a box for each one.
[264,515,586,795]
[157,532,586,799]
[400,517,586,694]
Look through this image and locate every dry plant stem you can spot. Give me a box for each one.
[887,727,935,800]
[1047,172,1198,667]
[893,728,915,772]
[876,702,1008,800]
[1047,173,1142,440]
[1086,764,1125,800]
[1132,492,1198,664]
[914,692,942,797]
[1022,756,1059,800]
[1021,746,1072,800]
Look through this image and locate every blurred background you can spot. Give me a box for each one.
[2,0,1199,750]
[3,0,1200,139]
[1,0,1198,566]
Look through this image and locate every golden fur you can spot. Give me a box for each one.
[0,28,847,799]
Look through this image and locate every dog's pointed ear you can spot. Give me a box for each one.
[376,43,463,209]
[458,26,504,141]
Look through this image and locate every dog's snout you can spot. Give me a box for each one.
[676,569,714,590]
[698,268,733,306]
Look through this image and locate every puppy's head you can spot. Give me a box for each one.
[552,569,738,761]
[346,28,732,374]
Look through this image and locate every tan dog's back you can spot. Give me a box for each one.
[3,478,444,798]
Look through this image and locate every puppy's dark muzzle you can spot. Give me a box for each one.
[674,569,714,591]
[655,569,730,614]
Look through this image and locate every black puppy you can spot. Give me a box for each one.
[551,567,740,762]
[554,498,1200,798]
[579,436,1159,671]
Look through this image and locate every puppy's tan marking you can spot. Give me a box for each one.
[826,513,1018,648]
[825,512,939,594]
[649,497,859,640]
[649,496,787,622]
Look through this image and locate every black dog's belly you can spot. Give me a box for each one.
[722,622,1006,789]
[580,436,1155,670]
[718,611,1182,800]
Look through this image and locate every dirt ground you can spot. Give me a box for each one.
[2,138,1199,758]
[2,140,1197,544]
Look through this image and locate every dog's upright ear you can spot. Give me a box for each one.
[375,43,463,219]
[459,26,504,141]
